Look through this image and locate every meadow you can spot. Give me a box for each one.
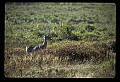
[5,2,116,78]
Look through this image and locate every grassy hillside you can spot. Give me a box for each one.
[5,2,116,78]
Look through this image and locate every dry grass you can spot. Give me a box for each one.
[4,40,116,78]
[55,40,115,64]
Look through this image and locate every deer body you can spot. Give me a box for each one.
[26,35,51,54]
[26,45,35,53]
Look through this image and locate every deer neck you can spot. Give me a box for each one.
[43,40,47,47]
[39,39,47,49]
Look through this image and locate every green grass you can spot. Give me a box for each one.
[5,2,116,78]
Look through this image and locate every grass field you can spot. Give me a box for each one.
[5,2,116,78]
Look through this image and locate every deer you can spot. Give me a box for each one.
[26,35,52,54]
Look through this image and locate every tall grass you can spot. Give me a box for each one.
[5,3,116,78]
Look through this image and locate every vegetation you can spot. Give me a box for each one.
[5,2,116,78]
